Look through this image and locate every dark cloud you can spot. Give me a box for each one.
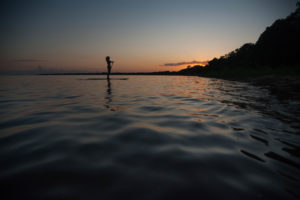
[13,59,46,62]
[163,60,208,66]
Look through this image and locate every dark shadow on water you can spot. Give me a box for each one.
[265,151,300,169]
[104,79,114,111]
[240,150,265,163]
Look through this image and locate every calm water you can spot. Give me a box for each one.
[0,75,299,200]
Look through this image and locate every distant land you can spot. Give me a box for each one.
[179,2,300,77]
[38,3,300,101]
[179,2,300,101]
[39,3,300,78]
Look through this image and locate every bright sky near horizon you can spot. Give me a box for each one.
[0,0,298,73]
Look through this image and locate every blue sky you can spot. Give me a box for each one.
[0,0,298,72]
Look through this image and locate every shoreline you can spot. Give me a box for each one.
[249,75,300,101]
[201,74,300,101]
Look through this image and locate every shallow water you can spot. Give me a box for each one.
[0,75,299,200]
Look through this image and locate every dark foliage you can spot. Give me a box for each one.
[178,65,207,75]
[183,3,300,76]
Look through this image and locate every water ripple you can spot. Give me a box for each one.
[0,75,299,200]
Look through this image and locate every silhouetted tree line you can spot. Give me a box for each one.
[179,2,300,75]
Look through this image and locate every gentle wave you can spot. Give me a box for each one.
[0,75,299,200]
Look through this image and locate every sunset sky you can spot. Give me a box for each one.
[0,0,298,73]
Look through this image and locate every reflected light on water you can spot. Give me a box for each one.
[0,75,299,200]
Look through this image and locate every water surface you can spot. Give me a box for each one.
[0,75,299,199]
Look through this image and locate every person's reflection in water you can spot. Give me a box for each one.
[105,78,114,111]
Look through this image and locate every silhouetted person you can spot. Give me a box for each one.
[106,56,114,79]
